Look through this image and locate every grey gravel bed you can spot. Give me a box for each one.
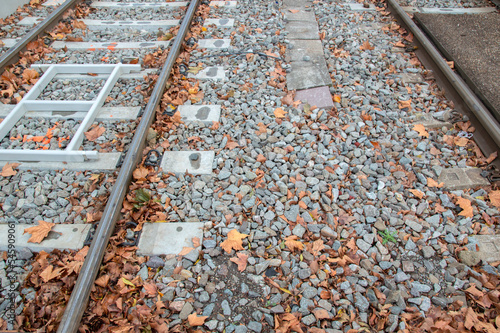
[65,29,162,43]
[85,6,184,20]
[0,7,55,39]
[125,0,500,331]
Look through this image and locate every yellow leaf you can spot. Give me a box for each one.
[279,287,291,294]
[187,66,203,74]
[333,95,341,103]
[220,229,248,253]
[121,277,136,288]
[188,313,208,326]
[413,124,429,138]
[23,220,55,243]
[274,107,287,118]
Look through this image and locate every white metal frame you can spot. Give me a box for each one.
[0,64,140,162]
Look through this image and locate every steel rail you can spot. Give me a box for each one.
[56,0,201,331]
[0,0,82,70]
[386,0,500,148]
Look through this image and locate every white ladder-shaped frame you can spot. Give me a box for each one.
[0,64,141,162]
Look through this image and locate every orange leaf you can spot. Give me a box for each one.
[289,9,299,13]
[230,252,248,272]
[188,313,208,326]
[84,126,105,141]
[192,236,201,248]
[298,201,307,209]
[22,68,39,84]
[430,146,442,155]
[360,41,374,50]
[489,191,500,207]
[409,189,425,199]
[456,197,474,218]
[370,141,381,150]
[313,309,330,319]
[143,282,158,297]
[399,99,412,110]
[133,166,149,180]
[179,247,194,256]
[413,124,429,138]
[285,235,304,252]
[23,220,55,243]
[39,265,63,283]
[95,275,110,288]
[220,229,248,253]
[333,95,341,103]
[274,107,287,118]
[454,137,469,147]
[427,178,444,188]
[1,162,19,177]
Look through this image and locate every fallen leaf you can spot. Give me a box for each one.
[313,309,330,320]
[84,126,105,141]
[413,124,429,138]
[409,189,425,199]
[274,107,287,118]
[427,178,444,188]
[220,229,248,253]
[143,282,158,297]
[22,68,39,84]
[456,196,474,218]
[454,136,469,147]
[192,236,201,247]
[360,40,374,50]
[1,162,19,177]
[230,252,248,272]
[489,191,500,207]
[23,220,55,243]
[399,99,412,110]
[39,265,63,283]
[95,275,110,288]
[179,247,194,256]
[289,9,300,13]
[187,313,208,326]
[285,235,304,252]
[133,166,149,180]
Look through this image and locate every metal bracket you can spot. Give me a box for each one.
[0,64,140,162]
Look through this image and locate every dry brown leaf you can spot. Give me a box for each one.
[413,124,429,138]
[311,239,324,256]
[313,309,330,320]
[143,282,158,297]
[430,146,442,155]
[274,107,287,118]
[84,126,105,141]
[230,252,248,272]
[454,137,469,147]
[360,40,374,51]
[133,166,149,180]
[289,9,300,13]
[95,275,110,288]
[179,247,194,256]
[22,68,39,84]
[409,189,425,199]
[23,220,55,243]
[72,20,87,30]
[399,99,412,110]
[192,236,201,248]
[489,191,500,207]
[456,196,474,218]
[1,162,19,177]
[187,313,208,326]
[427,178,444,188]
[220,229,248,253]
[285,235,304,252]
[39,265,63,283]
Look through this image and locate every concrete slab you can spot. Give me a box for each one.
[204,18,235,28]
[295,86,334,110]
[198,39,231,49]
[178,105,221,123]
[51,41,170,50]
[401,73,424,84]
[19,18,179,30]
[283,8,316,22]
[43,0,65,6]
[461,235,500,265]
[287,60,332,90]
[0,152,121,171]
[283,0,313,7]
[286,21,320,40]
[160,151,214,175]
[347,3,376,11]
[210,1,237,8]
[137,222,204,256]
[286,39,324,62]
[191,66,225,80]
[0,105,140,121]
[0,223,91,252]
[0,0,30,19]
[0,39,20,48]
[420,7,495,14]
[438,167,489,190]
[30,65,156,79]
[401,6,420,13]
[92,1,189,8]
[415,113,452,129]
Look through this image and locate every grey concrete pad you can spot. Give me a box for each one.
[420,7,495,14]
[286,39,324,62]
[161,151,214,175]
[0,105,140,121]
[0,152,122,171]
[198,39,231,50]
[19,18,180,30]
[287,60,332,90]
[92,1,189,8]
[0,0,30,18]
[0,39,20,48]
[283,8,316,22]
[204,18,235,28]
[401,73,424,84]
[347,3,376,11]
[43,0,67,6]
[137,222,204,256]
[461,235,500,265]
[415,113,452,129]
[210,1,237,8]
[191,66,226,81]
[286,21,320,40]
[51,41,170,50]
[283,0,312,7]
[178,105,221,123]
[401,6,419,13]
[295,86,334,110]
[438,167,489,190]
[0,223,91,252]
[30,65,156,79]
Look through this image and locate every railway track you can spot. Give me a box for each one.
[0,0,499,331]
